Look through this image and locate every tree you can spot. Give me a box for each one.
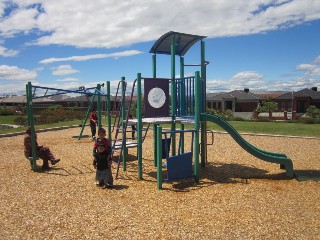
[256,100,277,113]
[306,105,320,119]
[130,96,144,117]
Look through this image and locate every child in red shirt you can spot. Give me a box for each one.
[93,128,113,187]
[89,109,98,140]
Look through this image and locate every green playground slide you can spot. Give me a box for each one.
[200,113,294,178]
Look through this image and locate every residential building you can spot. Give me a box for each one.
[206,89,264,112]
[274,87,320,113]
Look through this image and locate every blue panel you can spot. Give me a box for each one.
[166,152,193,180]
[162,138,171,159]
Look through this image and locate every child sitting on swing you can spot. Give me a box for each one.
[24,126,60,170]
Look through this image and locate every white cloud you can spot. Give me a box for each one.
[307,68,320,76]
[0,82,27,95]
[296,56,320,76]
[0,44,18,56]
[1,0,319,48]
[39,50,143,64]
[52,65,79,76]
[296,64,316,71]
[313,55,320,64]
[232,71,263,81]
[206,70,319,93]
[56,77,79,82]
[0,6,38,37]
[0,64,37,81]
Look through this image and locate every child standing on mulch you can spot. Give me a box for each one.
[93,142,111,188]
[93,127,113,188]
[89,108,98,140]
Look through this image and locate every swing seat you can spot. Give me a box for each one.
[165,152,193,181]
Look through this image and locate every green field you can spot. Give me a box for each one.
[1,115,319,137]
[207,120,320,137]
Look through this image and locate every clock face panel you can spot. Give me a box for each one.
[148,87,166,109]
[144,78,169,118]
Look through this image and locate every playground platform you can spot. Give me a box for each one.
[127,116,195,125]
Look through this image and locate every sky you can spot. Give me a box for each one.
[0,0,320,96]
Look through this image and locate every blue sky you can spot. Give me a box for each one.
[0,0,320,95]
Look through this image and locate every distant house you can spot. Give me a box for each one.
[0,95,55,112]
[1,87,319,116]
[274,87,320,113]
[0,94,136,114]
[206,89,265,112]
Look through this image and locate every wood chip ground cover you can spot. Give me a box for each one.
[0,128,319,239]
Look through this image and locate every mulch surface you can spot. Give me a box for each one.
[0,127,319,239]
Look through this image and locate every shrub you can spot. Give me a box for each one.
[14,116,28,126]
[256,100,277,113]
[37,107,85,124]
[206,109,234,121]
[233,116,245,121]
[306,105,320,119]
[0,107,14,116]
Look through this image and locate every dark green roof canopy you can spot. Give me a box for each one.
[149,31,206,56]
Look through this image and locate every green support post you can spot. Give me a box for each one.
[171,36,176,156]
[121,77,127,171]
[78,89,96,140]
[194,71,200,182]
[25,83,31,122]
[200,40,207,167]
[137,73,143,179]
[180,56,185,154]
[152,54,157,78]
[97,84,102,129]
[26,82,37,170]
[107,82,112,141]
[153,124,158,167]
[156,125,163,189]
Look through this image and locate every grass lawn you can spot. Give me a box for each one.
[0,115,18,124]
[0,115,319,137]
[207,120,320,137]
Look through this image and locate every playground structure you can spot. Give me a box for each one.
[25,31,294,189]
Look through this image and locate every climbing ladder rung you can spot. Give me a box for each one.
[113,141,138,150]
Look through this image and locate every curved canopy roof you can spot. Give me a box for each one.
[149,31,206,56]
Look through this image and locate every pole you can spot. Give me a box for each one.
[78,90,96,140]
[291,91,294,120]
[200,40,207,167]
[137,73,143,179]
[171,35,176,156]
[97,84,102,129]
[26,82,37,170]
[152,54,157,78]
[121,77,127,171]
[180,56,185,154]
[107,82,112,141]
[157,125,163,189]
[194,71,200,182]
